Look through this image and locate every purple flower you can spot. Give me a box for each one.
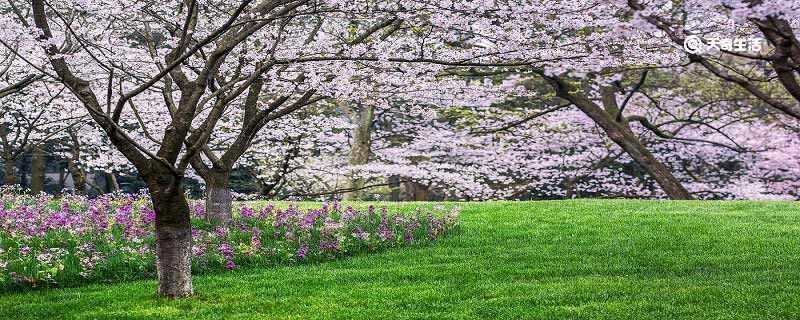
[296,244,309,259]
[19,246,31,256]
[219,243,235,270]
[250,228,262,254]
[300,210,322,231]
[140,206,156,225]
[352,227,370,241]
[378,224,394,241]
[341,206,357,220]
[225,259,236,270]
[319,239,340,253]
[240,204,255,218]
[192,202,206,219]
[258,204,273,220]
[192,245,205,257]
[215,226,228,239]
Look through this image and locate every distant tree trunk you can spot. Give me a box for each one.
[548,78,694,200]
[105,172,120,193]
[563,176,578,199]
[413,183,429,201]
[18,154,29,189]
[58,166,66,190]
[389,175,401,201]
[204,170,232,224]
[403,181,429,201]
[344,104,375,200]
[67,160,86,195]
[30,145,46,194]
[67,131,86,195]
[0,124,15,186]
[2,156,16,186]
[145,163,193,298]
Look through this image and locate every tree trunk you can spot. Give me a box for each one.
[204,170,232,224]
[389,175,401,201]
[0,124,15,186]
[403,181,429,201]
[583,108,692,199]
[105,172,120,193]
[66,130,86,195]
[555,82,693,200]
[413,183,429,201]
[3,156,16,186]
[146,169,193,298]
[67,158,86,195]
[344,104,374,200]
[58,167,66,190]
[18,154,29,189]
[564,176,579,199]
[30,145,46,194]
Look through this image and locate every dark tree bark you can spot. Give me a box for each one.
[413,182,430,201]
[30,145,45,193]
[145,163,193,298]
[18,153,29,189]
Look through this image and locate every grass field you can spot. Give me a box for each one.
[2,200,799,319]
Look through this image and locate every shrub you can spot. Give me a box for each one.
[0,191,459,290]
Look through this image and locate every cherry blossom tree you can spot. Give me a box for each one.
[3,0,798,299]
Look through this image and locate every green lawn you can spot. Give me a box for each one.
[2,200,800,319]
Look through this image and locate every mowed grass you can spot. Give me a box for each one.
[2,200,800,319]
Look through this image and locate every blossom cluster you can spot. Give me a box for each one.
[0,192,459,290]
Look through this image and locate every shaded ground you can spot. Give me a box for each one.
[2,200,800,319]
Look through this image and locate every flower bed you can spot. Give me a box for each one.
[0,191,459,290]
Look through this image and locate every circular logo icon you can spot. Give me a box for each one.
[683,35,706,54]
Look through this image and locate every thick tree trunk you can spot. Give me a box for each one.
[204,170,232,224]
[146,170,193,298]
[344,104,374,200]
[556,82,693,200]
[30,145,46,194]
